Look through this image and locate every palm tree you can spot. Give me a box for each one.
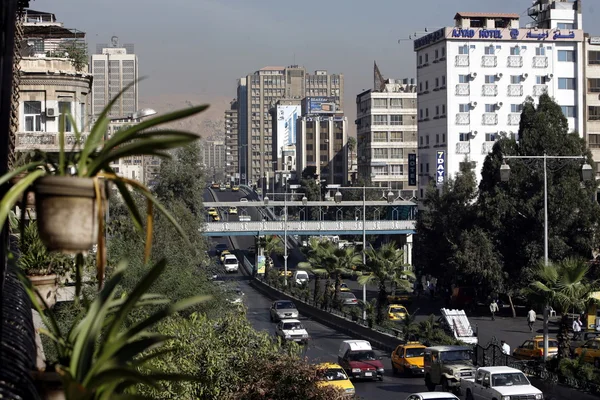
[258,235,284,278]
[298,238,331,305]
[358,243,414,324]
[526,258,600,360]
[400,308,420,342]
[332,246,362,302]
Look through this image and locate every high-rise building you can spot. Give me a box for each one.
[201,140,226,182]
[224,100,239,183]
[414,1,583,199]
[239,66,343,189]
[356,65,418,191]
[584,35,600,178]
[90,37,138,120]
[237,78,248,184]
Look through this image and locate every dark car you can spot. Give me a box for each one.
[215,243,228,255]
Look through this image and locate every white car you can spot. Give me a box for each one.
[223,254,239,273]
[293,270,309,285]
[240,198,248,203]
[405,393,459,400]
[275,319,309,344]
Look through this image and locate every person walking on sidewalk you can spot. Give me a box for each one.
[501,340,510,355]
[527,308,537,332]
[573,316,583,340]
[490,299,499,321]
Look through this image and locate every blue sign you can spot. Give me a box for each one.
[510,29,519,39]
[414,28,445,50]
[451,28,502,39]
[436,151,445,185]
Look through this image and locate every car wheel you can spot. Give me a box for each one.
[441,378,450,392]
[466,389,474,400]
[378,375,383,381]
[425,375,436,392]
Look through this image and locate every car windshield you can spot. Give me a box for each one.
[321,368,347,381]
[339,292,355,299]
[440,350,472,362]
[349,351,377,361]
[282,322,304,330]
[492,372,529,386]
[224,258,237,264]
[276,301,295,309]
[296,273,308,278]
[405,348,425,358]
[547,340,558,348]
[390,307,406,313]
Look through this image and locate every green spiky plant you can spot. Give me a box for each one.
[21,258,209,399]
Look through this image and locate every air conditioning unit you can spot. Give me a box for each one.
[496,102,504,109]
[470,72,478,79]
[471,130,478,136]
[45,108,56,117]
[470,101,478,108]
[496,73,503,79]
[546,73,554,80]
[522,73,529,79]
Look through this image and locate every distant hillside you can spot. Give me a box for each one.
[139,94,232,141]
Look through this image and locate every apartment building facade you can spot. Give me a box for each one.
[414,2,584,198]
[224,100,239,183]
[584,36,600,176]
[201,140,226,182]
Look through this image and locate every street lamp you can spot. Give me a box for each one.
[500,154,592,361]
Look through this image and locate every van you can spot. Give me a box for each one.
[293,270,309,285]
[337,340,384,381]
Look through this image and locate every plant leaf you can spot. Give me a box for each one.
[0,169,44,232]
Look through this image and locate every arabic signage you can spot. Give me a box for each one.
[408,153,417,186]
[304,97,336,114]
[413,27,583,50]
[590,37,600,45]
[436,151,445,186]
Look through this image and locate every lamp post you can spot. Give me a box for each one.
[500,153,593,361]
[334,185,395,321]
[284,189,288,286]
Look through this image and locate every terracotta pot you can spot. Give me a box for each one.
[10,172,36,208]
[34,176,105,254]
[29,274,58,309]
[32,371,65,400]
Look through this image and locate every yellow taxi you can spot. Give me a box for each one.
[513,335,558,360]
[207,207,218,216]
[574,338,600,367]
[315,362,355,398]
[232,185,240,192]
[387,304,409,321]
[225,183,232,190]
[391,342,426,375]
[229,206,238,214]
[330,282,352,292]
[278,268,293,277]
[211,214,221,222]
[220,250,231,263]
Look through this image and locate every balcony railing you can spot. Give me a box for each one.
[508,113,521,125]
[482,55,498,67]
[533,56,548,68]
[482,142,495,154]
[482,113,498,125]
[533,85,548,96]
[507,85,523,97]
[482,84,498,97]
[455,113,470,125]
[16,132,89,152]
[455,55,469,67]
[456,142,470,154]
[507,56,523,68]
[455,84,470,96]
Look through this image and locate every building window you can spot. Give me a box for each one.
[557,23,574,29]
[419,163,423,173]
[390,98,402,108]
[589,51,600,65]
[458,75,470,83]
[442,47,446,57]
[390,164,403,175]
[435,106,440,116]
[373,98,387,108]
[390,132,402,141]
[589,133,600,149]
[425,53,429,63]
[436,133,440,143]
[435,78,439,87]
[510,46,520,55]
[510,75,522,84]
[373,115,387,125]
[425,163,430,173]
[425,108,429,118]
[390,148,403,158]
[442,105,446,115]
[588,78,600,92]
[58,100,72,133]
[536,75,545,85]
[558,50,575,62]
[459,104,469,113]
[442,134,446,142]
[484,45,495,55]
[24,101,42,132]
[558,78,575,90]
[419,55,423,65]
[459,133,470,142]
[372,166,387,175]
[390,115,402,125]
[485,75,496,84]
[426,135,429,145]
[589,106,600,121]
[485,132,497,141]
[435,49,439,59]
[442,75,446,86]
[485,104,496,113]
[373,148,387,159]
[511,104,523,113]
[561,106,576,118]
[458,45,469,55]
[419,82,423,92]
[535,46,546,56]
[373,131,387,142]
[419,109,423,119]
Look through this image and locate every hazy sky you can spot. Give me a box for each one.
[33,0,600,108]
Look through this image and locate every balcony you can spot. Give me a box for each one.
[507,56,523,68]
[507,85,523,97]
[456,142,470,154]
[482,142,495,154]
[482,84,498,97]
[533,85,548,96]
[455,55,469,67]
[455,84,470,96]
[533,56,548,68]
[482,55,497,68]
[508,113,521,125]
[16,132,89,152]
[482,113,498,125]
[455,113,470,125]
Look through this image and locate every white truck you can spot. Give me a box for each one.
[460,366,543,400]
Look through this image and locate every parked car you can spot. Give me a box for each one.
[338,292,359,305]
[404,393,459,400]
[461,366,543,400]
[513,335,558,361]
[574,337,600,367]
[270,300,299,322]
[424,346,476,394]
[570,331,600,356]
[275,319,309,344]
[278,268,293,277]
[388,304,409,321]
[391,342,426,375]
[215,243,228,256]
[338,340,384,381]
[315,363,355,398]
[232,185,240,192]
[223,254,239,273]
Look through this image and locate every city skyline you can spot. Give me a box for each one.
[32,0,600,122]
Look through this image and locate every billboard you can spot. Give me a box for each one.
[408,153,417,186]
[305,97,336,114]
[276,105,300,158]
[436,151,445,186]
[256,255,266,275]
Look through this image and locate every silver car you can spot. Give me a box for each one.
[338,292,358,305]
[270,300,299,322]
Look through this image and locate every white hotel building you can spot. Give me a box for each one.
[414,0,584,198]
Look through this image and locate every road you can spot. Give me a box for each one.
[204,187,429,400]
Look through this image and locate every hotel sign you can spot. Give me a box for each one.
[408,153,417,186]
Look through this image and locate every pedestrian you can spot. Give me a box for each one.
[573,316,583,340]
[490,299,499,321]
[527,308,537,332]
[501,340,510,355]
